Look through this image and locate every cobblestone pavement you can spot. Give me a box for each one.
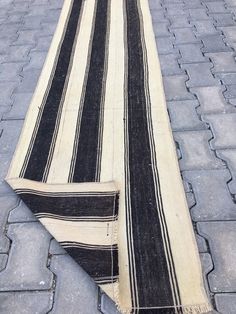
[0,0,235,313]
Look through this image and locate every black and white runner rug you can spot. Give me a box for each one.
[6,0,212,313]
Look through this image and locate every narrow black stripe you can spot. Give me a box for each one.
[64,246,118,280]
[72,0,109,182]
[126,0,174,307]
[19,194,118,217]
[23,0,83,181]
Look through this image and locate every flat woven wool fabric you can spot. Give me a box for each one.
[6,0,212,313]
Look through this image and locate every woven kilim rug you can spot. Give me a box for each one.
[6,0,212,313]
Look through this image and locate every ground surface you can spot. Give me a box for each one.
[0,0,235,313]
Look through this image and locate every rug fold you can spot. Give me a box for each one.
[6,0,212,313]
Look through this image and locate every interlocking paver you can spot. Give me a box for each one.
[0,24,20,41]
[163,75,195,100]
[190,86,233,113]
[182,63,220,87]
[22,16,43,30]
[224,84,236,98]
[165,4,186,15]
[3,92,32,120]
[8,201,37,223]
[0,62,25,82]
[41,22,57,36]
[0,120,23,154]
[155,36,175,54]
[0,82,16,107]
[210,13,236,26]
[196,234,208,253]
[219,26,236,43]
[201,34,232,53]
[49,239,66,255]
[183,170,236,220]
[184,0,203,9]
[0,222,53,291]
[206,51,236,72]
[174,130,225,170]
[217,72,236,85]
[168,16,191,28]
[100,292,120,314]
[24,51,47,71]
[0,254,7,272]
[50,255,101,314]
[14,30,38,46]
[205,1,228,13]
[173,28,200,44]
[204,113,236,148]
[178,43,207,63]
[200,253,213,297]
[217,149,236,194]
[0,292,53,314]
[151,9,166,23]
[159,53,183,75]
[153,22,170,37]
[0,196,19,253]
[215,294,236,314]
[0,45,31,63]
[198,222,236,292]
[187,8,210,20]
[31,36,53,52]
[16,69,41,93]
[167,100,206,130]
[193,20,219,36]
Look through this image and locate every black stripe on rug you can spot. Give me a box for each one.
[125,0,176,308]
[23,0,83,181]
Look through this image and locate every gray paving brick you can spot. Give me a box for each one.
[174,130,224,170]
[198,222,236,292]
[26,5,49,16]
[0,155,11,182]
[14,30,38,45]
[16,69,41,93]
[24,51,47,71]
[163,75,195,100]
[182,63,220,87]
[22,16,43,30]
[0,181,15,196]
[50,255,101,314]
[216,72,236,84]
[0,222,53,291]
[159,53,183,75]
[0,23,20,41]
[100,291,120,314]
[215,294,236,314]
[204,113,236,148]
[183,170,236,220]
[178,43,207,63]
[210,13,236,26]
[0,196,19,253]
[224,84,236,98]
[8,201,37,223]
[206,51,236,72]
[193,20,219,37]
[0,82,16,107]
[187,8,210,20]
[0,106,10,120]
[184,0,203,9]
[167,100,206,130]
[0,45,31,63]
[219,26,236,43]
[217,149,236,194]
[168,16,191,28]
[49,239,66,255]
[190,86,233,113]
[4,12,24,24]
[0,62,25,82]
[153,22,170,37]
[150,9,166,23]
[201,34,232,53]
[225,0,236,6]
[0,120,23,154]
[0,292,53,314]
[165,4,186,16]
[11,2,29,13]
[3,92,32,120]
[173,28,199,44]
[31,35,53,52]
[200,253,213,297]
[205,1,228,13]
[149,0,162,10]
[155,36,175,55]
[196,234,208,253]
[41,22,57,36]
[0,254,8,271]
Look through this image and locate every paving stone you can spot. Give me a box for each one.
[0,154,11,181]
[14,30,39,45]
[8,201,37,223]
[183,170,236,220]
[3,92,32,120]
[11,2,29,13]
[215,294,236,314]
[22,15,43,30]
[174,130,225,170]
[0,62,25,82]
[193,20,219,36]
[155,36,175,54]
[0,45,31,63]
[0,222,53,291]
[159,53,183,75]
[43,9,62,23]
[205,1,229,13]
[153,22,170,37]
[31,35,53,52]
[4,12,24,24]
[184,0,203,9]
[198,222,236,292]
[173,28,200,44]
[0,254,8,271]
[190,86,233,113]
[182,63,220,87]
[206,51,236,72]
[0,196,19,253]
[217,149,236,194]
[151,9,167,23]
[50,254,101,314]
[16,69,41,93]
[168,15,191,28]
[201,34,232,53]
[167,100,206,130]
[196,234,208,253]
[49,239,66,255]
[0,120,23,154]
[219,26,236,43]
[216,72,236,84]
[0,106,11,120]
[0,292,53,314]
[204,113,236,148]
[187,8,211,20]
[210,13,236,26]
[163,75,195,101]
[24,51,47,71]
[0,24,20,41]
[0,181,16,196]
[0,82,16,107]
[100,291,120,314]
[26,5,48,16]
[149,0,162,10]
[225,0,236,6]
[178,43,207,63]
[200,253,213,297]
[166,4,186,16]
[224,84,236,98]
[41,22,57,36]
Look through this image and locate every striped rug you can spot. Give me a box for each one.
[6,0,212,313]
